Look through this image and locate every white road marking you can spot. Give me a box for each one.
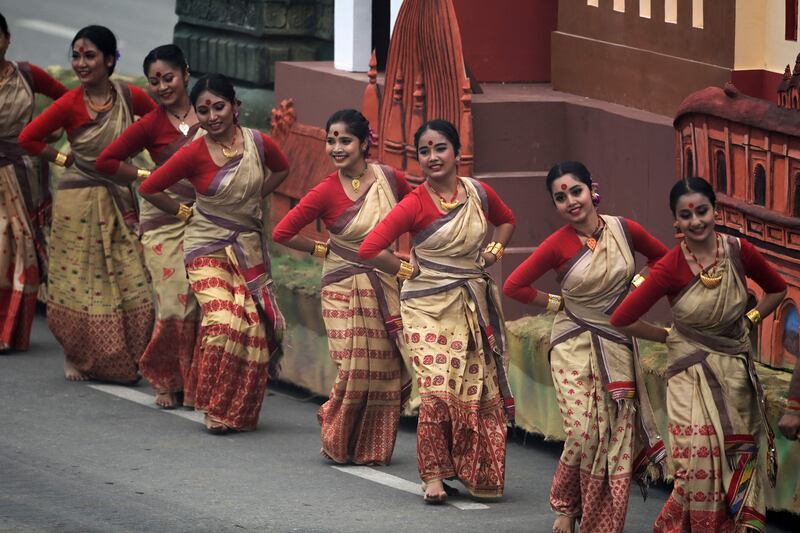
[87,384,204,424]
[15,19,78,40]
[88,384,488,510]
[331,466,490,510]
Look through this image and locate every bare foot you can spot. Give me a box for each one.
[553,515,575,533]
[204,415,230,435]
[64,359,89,381]
[421,480,447,504]
[154,391,177,409]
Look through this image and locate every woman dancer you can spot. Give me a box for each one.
[273,109,412,464]
[18,25,156,381]
[139,74,289,434]
[610,177,786,532]
[503,161,667,533]
[359,119,515,503]
[0,12,67,353]
[96,44,200,409]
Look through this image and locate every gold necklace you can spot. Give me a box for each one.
[85,83,115,113]
[683,234,723,289]
[428,180,460,211]
[342,164,369,191]
[575,216,604,251]
[214,127,239,158]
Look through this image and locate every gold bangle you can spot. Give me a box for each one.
[631,273,645,288]
[396,260,413,280]
[745,308,762,326]
[53,152,68,167]
[664,326,673,336]
[136,168,151,179]
[311,241,328,258]
[175,203,193,221]
[484,241,505,261]
[546,293,563,313]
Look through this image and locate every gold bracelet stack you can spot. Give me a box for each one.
[396,260,414,280]
[175,203,193,222]
[745,308,762,326]
[546,293,563,313]
[53,152,68,167]
[484,241,505,260]
[311,241,328,258]
[631,273,646,288]
[136,168,151,179]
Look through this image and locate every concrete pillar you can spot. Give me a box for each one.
[334,0,372,72]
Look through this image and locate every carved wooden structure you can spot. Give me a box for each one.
[674,79,800,369]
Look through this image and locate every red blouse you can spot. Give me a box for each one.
[18,85,156,155]
[609,238,788,327]
[95,106,190,174]
[503,220,668,304]
[272,169,413,243]
[138,131,289,195]
[21,63,68,100]
[358,179,515,259]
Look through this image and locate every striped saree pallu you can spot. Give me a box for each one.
[401,177,511,498]
[548,216,665,533]
[182,129,284,429]
[138,126,204,394]
[317,164,409,465]
[47,81,153,381]
[655,237,775,533]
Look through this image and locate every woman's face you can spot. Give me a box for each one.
[550,174,594,224]
[194,90,234,136]
[674,192,715,244]
[417,129,457,180]
[325,122,366,171]
[71,38,112,85]
[146,60,188,107]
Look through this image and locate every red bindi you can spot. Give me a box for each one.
[688,202,694,208]
[78,46,85,53]
[155,71,161,77]
[428,140,433,146]
[205,99,211,105]
[561,184,568,190]
[333,130,339,137]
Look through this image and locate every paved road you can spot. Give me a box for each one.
[1,315,796,532]
[2,0,178,76]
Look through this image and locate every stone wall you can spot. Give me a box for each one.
[174,0,333,86]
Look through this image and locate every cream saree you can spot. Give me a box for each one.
[138,125,204,395]
[183,128,284,429]
[0,62,49,351]
[655,236,775,533]
[401,177,511,498]
[548,215,665,533]
[317,164,410,465]
[47,82,153,381]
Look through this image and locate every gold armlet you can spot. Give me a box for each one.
[175,204,193,222]
[396,260,414,280]
[546,293,563,313]
[484,241,505,260]
[745,308,762,326]
[136,168,151,179]
[631,273,646,288]
[53,152,68,167]
[311,241,328,258]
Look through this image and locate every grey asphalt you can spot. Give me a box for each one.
[1,314,795,532]
[2,0,178,76]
